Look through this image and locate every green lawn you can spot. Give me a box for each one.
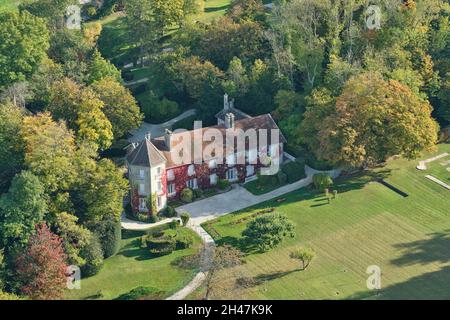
[65,228,202,300]
[244,179,287,195]
[202,144,450,300]
[426,153,450,183]
[0,0,20,11]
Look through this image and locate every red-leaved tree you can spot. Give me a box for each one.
[15,223,68,300]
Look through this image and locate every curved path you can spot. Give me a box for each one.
[121,166,340,300]
[128,109,196,143]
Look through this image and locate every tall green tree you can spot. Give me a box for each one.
[0,103,25,193]
[0,10,50,86]
[0,171,47,250]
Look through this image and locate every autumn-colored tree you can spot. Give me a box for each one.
[305,72,439,167]
[15,223,68,300]
[21,112,77,193]
[90,77,143,139]
[76,89,113,151]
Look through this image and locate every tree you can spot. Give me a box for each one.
[205,245,244,300]
[312,173,333,192]
[180,212,190,227]
[87,49,121,84]
[0,103,24,192]
[76,89,113,151]
[76,159,128,223]
[272,90,303,121]
[90,215,122,259]
[53,212,92,266]
[312,72,439,167]
[21,113,77,193]
[80,234,104,277]
[290,247,315,270]
[15,223,67,300]
[153,0,184,34]
[0,171,47,250]
[19,0,73,30]
[90,77,143,139]
[242,213,295,252]
[0,10,49,86]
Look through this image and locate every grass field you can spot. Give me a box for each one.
[201,144,450,300]
[427,153,450,183]
[0,0,20,11]
[65,228,202,300]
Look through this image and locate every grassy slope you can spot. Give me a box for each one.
[427,153,450,183]
[202,144,450,300]
[65,228,202,300]
[0,0,20,11]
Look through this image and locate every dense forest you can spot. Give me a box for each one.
[0,0,448,299]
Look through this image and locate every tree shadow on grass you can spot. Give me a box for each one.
[391,230,450,266]
[349,230,450,299]
[254,269,299,283]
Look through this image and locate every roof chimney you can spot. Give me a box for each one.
[224,93,229,110]
[225,113,235,129]
[165,129,173,151]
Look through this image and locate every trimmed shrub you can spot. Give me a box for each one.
[277,171,288,184]
[281,160,306,183]
[80,235,104,277]
[165,205,177,218]
[147,237,176,255]
[217,179,230,190]
[180,188,194,203]
[115,286,165,300]
[168,220,179,230]
[193,188,203,199]
[176,235,194,249]
[313,173,333,191]
[258,173,278,186]
[180,212,190,227]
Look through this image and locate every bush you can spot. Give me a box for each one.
[305,154,333,171]
[168,220,179,230]
[91,216,121,259]
[171,253,200,269]
[217,179,230,190]
[193,188,203,199]
[81,235,104,277]
[281,160,307,183]
[258,173,278,186]
[176,235,194,249]
[180,212,190,226]
[122,71,134,81]
[115,286,165,300]
[131,83,147,95]
[136,213,159,223]
[313,173,333,191]
[165,205,177,218]
[180,188,194,203]
[147,237,176,255]
[277,171,288,185]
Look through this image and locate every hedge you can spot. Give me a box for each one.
[281,160,307,183]
[115,286,166,300]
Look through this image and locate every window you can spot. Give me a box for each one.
[246,165,254,177]
[168,183,176,196]
[226,153,236,166]
[227,168,237,181]
[209,159,217,169]
[188,164,195,176]
[139,198,146,211]
[139,169,145,179]
[270,145,278,157]
[187,178,198,189]
[157,196,162,208]
[156,167,162,176]
[139,183,145,195]
[247,149,257,164]
[156,181,162,193]
[210,174,218,185]
[167,169,174,181]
